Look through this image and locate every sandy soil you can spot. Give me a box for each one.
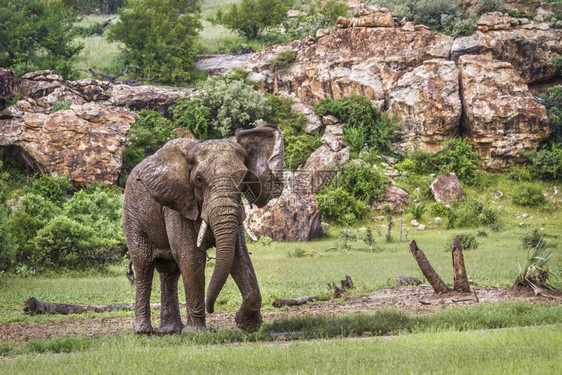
[1,286,560,343]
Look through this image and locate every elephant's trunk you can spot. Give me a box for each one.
[205,194,240,314]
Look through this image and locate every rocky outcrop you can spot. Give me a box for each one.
[0,69,192,185]
[0,102,137,185]
[459,55,551,170]
[389,60,462,154]
[245,172,322,241]
[430,174,465,206]
[372,185,410,212]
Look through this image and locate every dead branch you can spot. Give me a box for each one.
[100,17,116,28]
[396,276,422,286]
[451,298,476,303]
[88,65,155,85]
[419,300,431,305]
[272,296,319,308]
[409,240,451,294]
[23,297,184,315]
[452,235,471,292]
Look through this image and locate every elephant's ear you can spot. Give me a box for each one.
[136,138,200,221]
[235,124,284,208]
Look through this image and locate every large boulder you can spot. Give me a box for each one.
[0,102,137,185]
[245,172,322,241]
[459,55,551,170]
[451,26,562,84]
[389,59,462,154]
[372,184,410,212]
[103,84,190,115]
[430,174,465,206]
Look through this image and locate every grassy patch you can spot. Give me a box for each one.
[1,324,561,373]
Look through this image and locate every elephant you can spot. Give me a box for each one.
[122,124,284,334]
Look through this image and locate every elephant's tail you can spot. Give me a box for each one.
[126,261,135,284]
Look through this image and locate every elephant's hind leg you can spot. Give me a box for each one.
[155,259,184,334]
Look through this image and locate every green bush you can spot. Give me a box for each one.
[270,50,297,71]
[436,138,480,183]
[509,167,533,182]
[478,0,504,14]
[122,110,177,171]
[334,163,389,204]
[402,0,461,30]
[427,202,450,218]
[540,85,562,143]
[27,175,72,207]
[108,0,202,84]
[443,233,479,251]
[395,151,440,175]
[182,74,270,138]
[526,143,562,180]
[314,95,398,155]
[447,198,500,229]
[50,100,72,114]
[512,184,546,207]
[214,0,288,40]
[0,0,82,78]
[409,202,426,221]
[316,188,369,225]
[522,229,549,250]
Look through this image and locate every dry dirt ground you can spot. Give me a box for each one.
[2,286,561,343]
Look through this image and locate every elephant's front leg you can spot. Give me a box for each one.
[132,258,155,334]
[230,227,263,332]
[165,212,207,332]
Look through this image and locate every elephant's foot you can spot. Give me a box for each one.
[235,309,262,332]
[182,323,207,334]
[158,321,184,335]
[133,319,154,335]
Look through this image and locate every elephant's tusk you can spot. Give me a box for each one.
[243,222,258,242]
[197,221,208,248]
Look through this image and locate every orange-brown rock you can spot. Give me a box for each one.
[389,59,462,154]
[372,185,410,212]
[430,174,465,207]
[0,103,137,185]
[245,172,322,241]
[459,55,551,170]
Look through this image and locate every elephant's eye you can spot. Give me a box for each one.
[195,175,203,184]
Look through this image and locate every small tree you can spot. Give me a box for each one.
[108,0,202,84]
[215,0,288,40]
[0,0,82,76]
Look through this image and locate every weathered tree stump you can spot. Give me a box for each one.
[452,235,471,292]
[23,297,138,315]
[409,240,451,294]
[272,296,319,308]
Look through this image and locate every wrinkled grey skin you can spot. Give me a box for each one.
[122,124,284,334]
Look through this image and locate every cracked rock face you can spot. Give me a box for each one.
[0,102,137,185]
[459,55,551,170]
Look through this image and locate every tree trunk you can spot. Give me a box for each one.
[409,240,451,294]
[452,235,471,292]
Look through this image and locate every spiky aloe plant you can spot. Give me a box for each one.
[515,245,555,295]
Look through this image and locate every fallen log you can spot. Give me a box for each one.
[272,296,319,308]
[23,297,178,315]
[452,235,471,292]
[409,240,451,294]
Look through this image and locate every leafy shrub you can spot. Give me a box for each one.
[478,0,505,14]
[50,100,72,114]
[0,0,82,78]
[214,0,288,40]
[402,0,461,30]
[258,236,273,246]
[122,110,176,171]
[509,167,533,182]
[395,151,440,175]
[427,202,450,217]
[522,229,549,251]
[539,85,562,144]
[75,22,105,38]
[72,0,125,14]
[316,188,369,225]
[271,50,297,71]
[313,0,351,21]
[27,175,72,206]
[447,198,500,229]
[409,202,426,221]
[515,246,554,291]
[337,229,357,251]
[512,184,546,207]
[443,233,479,252]
[182,74,270,138]
[441,13,477,37]
[265,94,321,169]
[314,95,398,155]
[526,143,562,180]
[334,163,389,204]
[436,138,480,183]
[108,0,202,84]
[283,14,333,39]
